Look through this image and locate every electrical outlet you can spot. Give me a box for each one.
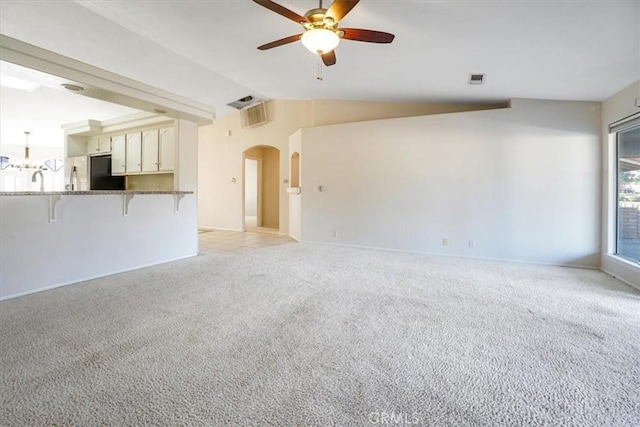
[333,231,338,238]
[468,240,475,249]
[442,238,448,246]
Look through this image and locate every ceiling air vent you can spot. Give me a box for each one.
[469,74,485,85]
[227,95,258,110]
[240,102,268,129]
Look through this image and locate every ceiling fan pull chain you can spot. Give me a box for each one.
[317,61,324,81]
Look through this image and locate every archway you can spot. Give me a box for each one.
[243,145,280,231]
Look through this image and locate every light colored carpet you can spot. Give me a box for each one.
[1,243,639,426]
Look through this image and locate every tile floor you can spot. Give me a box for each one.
[199,229,295,253]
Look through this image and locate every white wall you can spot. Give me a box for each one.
[600,80,640,289]
[296,99,602,267]
[0,194,197,299]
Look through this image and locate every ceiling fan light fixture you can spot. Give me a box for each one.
[301,28,339,55]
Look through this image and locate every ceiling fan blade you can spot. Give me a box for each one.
[257,34,302,50]
[322,50,337,67]
[325,0,360,23]
[340,28,395,43]
[252,0,307,24]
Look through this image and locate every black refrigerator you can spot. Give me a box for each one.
[90,155,126,190]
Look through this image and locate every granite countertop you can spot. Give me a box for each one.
[1,190,193,196]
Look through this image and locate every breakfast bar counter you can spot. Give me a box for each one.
[0,190,198,300]
[0,190,193,196]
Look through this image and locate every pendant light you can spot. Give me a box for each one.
[24,131,30,161]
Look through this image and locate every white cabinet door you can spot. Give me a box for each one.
[111,135,126,175]
[88,138,110,154]
[98,137,111,153]
[159,128,175,172]
[126,132,142,173]
[142,130,159,172]
[87,138,100,154]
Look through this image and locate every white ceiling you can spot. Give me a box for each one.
[0,0,638,122]
[73,0,639,110]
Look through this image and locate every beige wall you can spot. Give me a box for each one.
[198,100,312,232]
[261,147,279,228]
[311,100,504,127]
[127,173,174,191]
[198,99,502,232]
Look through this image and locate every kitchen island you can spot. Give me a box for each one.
[0,190,197,300]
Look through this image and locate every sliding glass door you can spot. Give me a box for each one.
[616,123,640,263]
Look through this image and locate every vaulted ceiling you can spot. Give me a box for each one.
[1,0,639,118]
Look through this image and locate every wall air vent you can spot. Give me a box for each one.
[469,74,485,85]
[240,102,268,129]
[227,95,258,110]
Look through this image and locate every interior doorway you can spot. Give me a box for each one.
[243,146,280,232]
[244,158,260,227]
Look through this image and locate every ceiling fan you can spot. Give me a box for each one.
[253,0,395,67]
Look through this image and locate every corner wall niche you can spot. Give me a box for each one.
[290,152,300,188]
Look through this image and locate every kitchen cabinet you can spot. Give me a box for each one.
[110,126,174,176]
[159,128,175,172]
[65,116,177,180]
[142,128,175,173]
[126,132,142,173]
[111,135,126,174]
[87,137,111,154]
[142,130,159,172]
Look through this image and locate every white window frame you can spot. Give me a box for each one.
[602,113,640,289]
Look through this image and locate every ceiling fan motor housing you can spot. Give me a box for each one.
[303,8,337,30]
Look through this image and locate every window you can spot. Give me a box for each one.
[616,122,640,263]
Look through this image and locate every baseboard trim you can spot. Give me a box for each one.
[600,254,640,290]
[299,239,601,270]
[206,227,245,232]
[600,267,640,291]
[0,253,198,301]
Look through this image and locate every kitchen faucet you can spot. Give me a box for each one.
[31,169,44,192]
